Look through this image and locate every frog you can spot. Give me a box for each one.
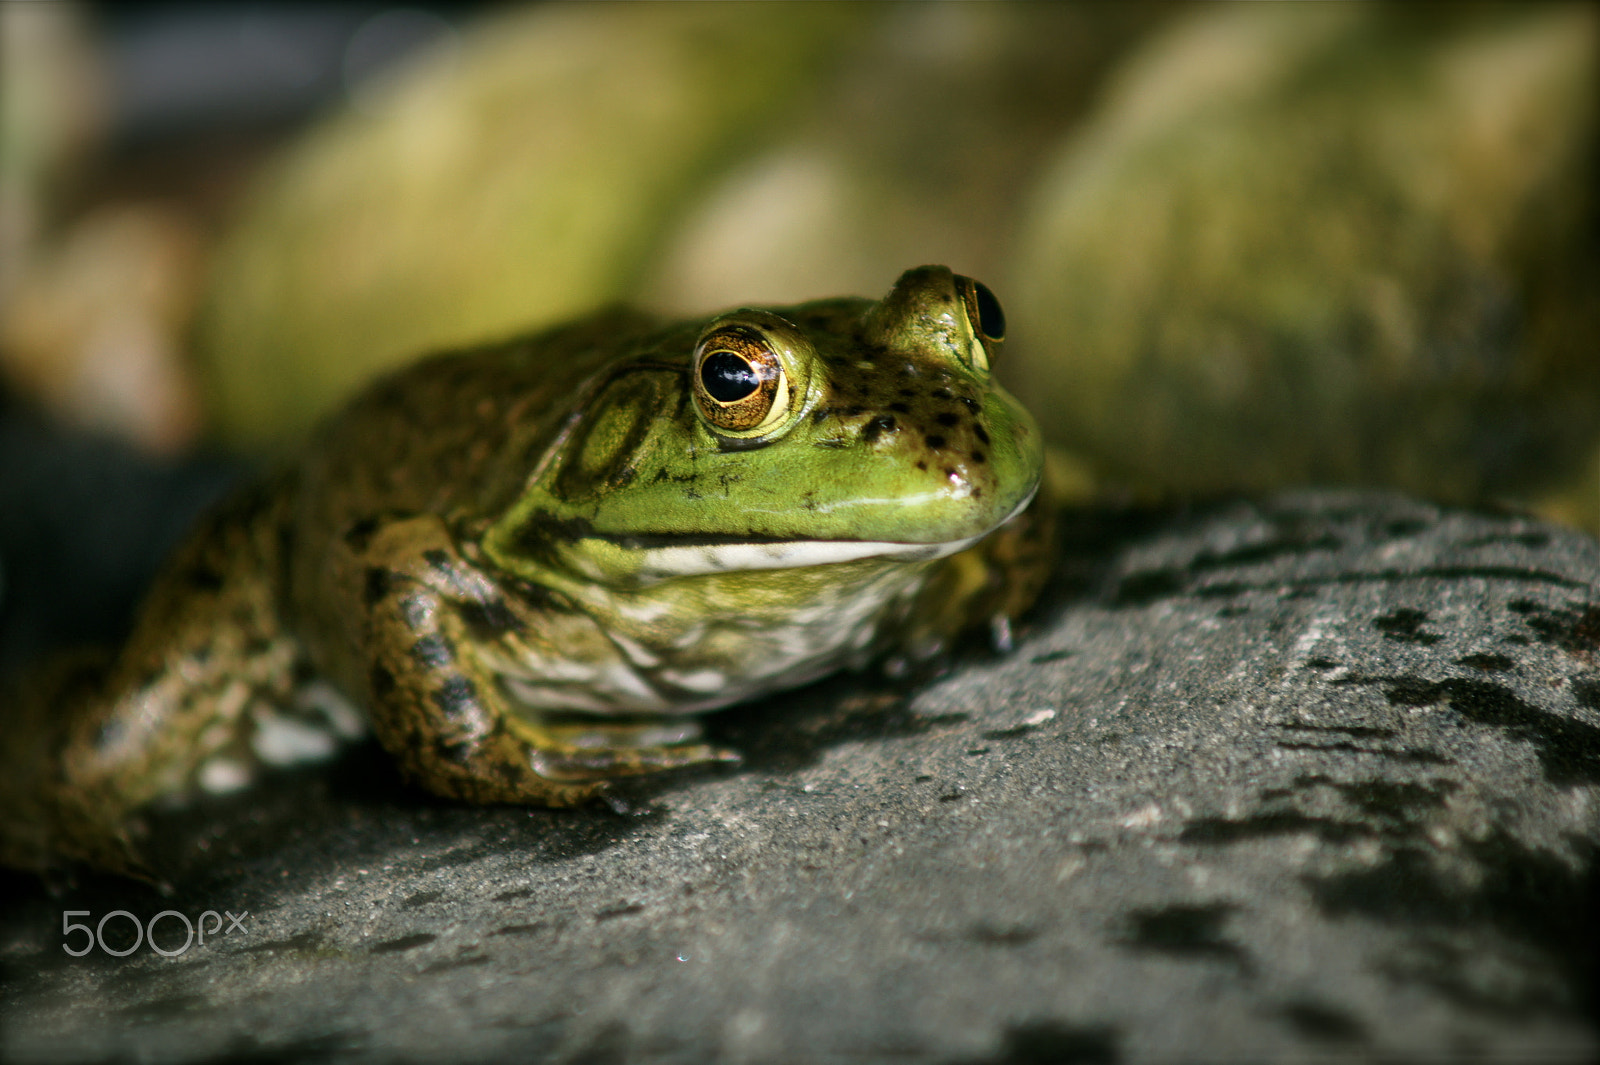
[0,265,1052,877]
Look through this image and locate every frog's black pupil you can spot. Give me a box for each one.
[972,279,1005,341]
[702,351,759,402]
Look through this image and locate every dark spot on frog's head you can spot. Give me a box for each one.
[925,434,947,450]
[972,451,987,464]
[915,461,928,471]
[422,549,454,576]
[897,387,915,397]
[889,401,910,414]
[974,425,990,445]
[931,387,953,400]
[860,415,896,445]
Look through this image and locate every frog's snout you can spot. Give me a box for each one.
[848,375,1003,500]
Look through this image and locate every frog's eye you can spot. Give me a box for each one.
[956,275,1005,371]
[692,327,791,435]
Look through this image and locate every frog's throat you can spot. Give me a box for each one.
[625,486,1037,581]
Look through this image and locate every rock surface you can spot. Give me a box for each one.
[2,490,1598,1064]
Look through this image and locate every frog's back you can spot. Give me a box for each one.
[294,307,663,530]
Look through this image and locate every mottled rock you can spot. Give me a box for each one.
[1007,4,1600,530]
[3,490,1597,1063]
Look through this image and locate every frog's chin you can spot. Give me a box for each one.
[631,487,1037,581]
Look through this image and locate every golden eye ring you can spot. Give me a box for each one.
[956,275,1006,370]
[692,326,791,435]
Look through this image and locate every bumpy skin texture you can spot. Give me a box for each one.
[0,267,1050,877]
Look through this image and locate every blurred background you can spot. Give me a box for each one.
[1,0,1596,673]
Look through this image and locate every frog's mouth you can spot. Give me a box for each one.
[622,487,1037,581]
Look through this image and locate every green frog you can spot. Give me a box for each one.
[0,266,1051,876]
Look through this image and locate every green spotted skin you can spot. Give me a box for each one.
[0,266,1051,876]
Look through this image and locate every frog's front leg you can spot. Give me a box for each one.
[894,481,1058,664]
[349,516,732,806]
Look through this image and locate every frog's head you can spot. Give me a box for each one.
[486,265,1042,587]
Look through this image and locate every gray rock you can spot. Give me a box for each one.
[3,490,1598,1063]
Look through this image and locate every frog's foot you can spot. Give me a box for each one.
[897,476,1058,661]
[385,716,737,807]
[516,716,740,785]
